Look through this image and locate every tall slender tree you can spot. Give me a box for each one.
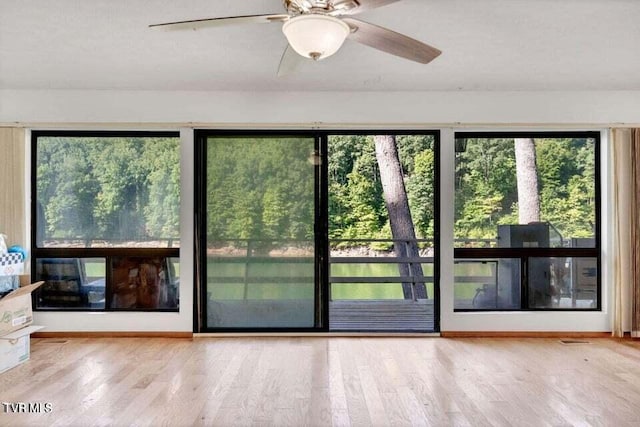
[514,138,540,223]
[374,135,427,299]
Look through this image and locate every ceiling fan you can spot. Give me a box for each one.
[149,0,441,76]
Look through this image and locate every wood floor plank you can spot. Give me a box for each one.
[339,340,376,426]
[1,337,640,426]
[328,343,351,427]
[356,363,390,425]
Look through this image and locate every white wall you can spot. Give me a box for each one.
[2,89,634,332]
[2,90,640,126]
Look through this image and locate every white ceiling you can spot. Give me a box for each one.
[1,0,639,92]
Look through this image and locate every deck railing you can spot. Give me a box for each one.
[330,238,433,301]
[41,237,179,248]
[206,238,498,302]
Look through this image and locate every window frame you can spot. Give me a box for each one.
[453,131,601,312]
[194,129,441,333]
[31,130,181,312]
[325,130,441,332]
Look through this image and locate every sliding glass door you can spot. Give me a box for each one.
[196,130,439,332]
[200,133,320,330]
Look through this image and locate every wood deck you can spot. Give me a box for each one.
[330,299,435,332]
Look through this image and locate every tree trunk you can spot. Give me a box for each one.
[374,135,427,299]
[514,138,540,224]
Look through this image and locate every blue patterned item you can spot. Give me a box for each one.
[7,245,27,260]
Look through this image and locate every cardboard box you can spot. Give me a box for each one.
[0,282,44,337]
[0,325,43,374]
[19,275,31,287]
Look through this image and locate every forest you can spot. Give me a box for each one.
[454,137,595,246]
[329,134,435,248]
[204,135,435,250]
[37,135,595,251]
[206,136,315,250]
[37,136,180,245]
[329,135,595,249]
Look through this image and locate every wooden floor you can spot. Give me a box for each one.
[2,337,640,426]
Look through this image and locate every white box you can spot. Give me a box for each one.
[0,326,43,374]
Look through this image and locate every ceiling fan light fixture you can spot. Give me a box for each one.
[282,14,350,60]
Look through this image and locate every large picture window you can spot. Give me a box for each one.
[32,131,180,311]
[195,130,440,332]
[453,132,600,311]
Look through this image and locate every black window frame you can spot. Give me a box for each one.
[194,129,441,333]
[31,130,181,312]
[453,131,601,312]
[195,130,325,332]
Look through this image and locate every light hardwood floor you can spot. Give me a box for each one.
[1,337,640,426]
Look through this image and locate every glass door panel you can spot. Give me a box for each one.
[327,134,438,332]
[205,136,317,329]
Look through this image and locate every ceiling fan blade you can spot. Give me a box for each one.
[342,17,441,64]
[334,0,402,16]
[277,44,306,77]
[149,14,289,31]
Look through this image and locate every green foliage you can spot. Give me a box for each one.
[328,134,436,247]
[37,136,180,242]
[454,137,596,246]
[39,133,595,252]
[406,149,435,238]
[340,171,384,240]
[454,138,517,241]
[206,137,315,249]
[143,138,181,238]
[328,135,381,245]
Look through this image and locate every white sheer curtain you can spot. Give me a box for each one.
[611,128,636,338]
[0,128,26,247]
[632,129,640,338]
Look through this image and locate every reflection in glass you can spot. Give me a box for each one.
[205,136,316,328]
[35,258,106,309]
[454,259,521,310]
[528,257,597,309]
[110,257,179,310]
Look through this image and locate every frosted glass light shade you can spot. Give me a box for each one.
[282,14,350,60]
